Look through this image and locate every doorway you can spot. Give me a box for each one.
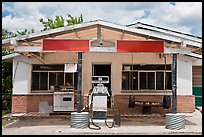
[92,64,111,107]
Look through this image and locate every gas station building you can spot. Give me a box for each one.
[2,19,202,115]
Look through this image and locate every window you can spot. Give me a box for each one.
[122,64,172,90]
[156,72,164,90]
[31,64,78,91]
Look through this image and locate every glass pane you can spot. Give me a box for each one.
[32,72,39,90]
[40,72,48,90]
[133,65,140,70]
[74,73,78,90]
[49,72,56,89]
[156,72,164,90]
[165,65,171,70]
[122,72,130,90]
[140,72,146,89]
[165,72,172,89]
[65,73,73,87]
[147,72,155,89]
[132,72,138,90]
[57,72,64,86]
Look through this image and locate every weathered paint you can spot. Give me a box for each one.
[13,56,32,95]
[43,39,89,52]
[82,52,172,96]
[117,40,164,53]
[177,55,192,95]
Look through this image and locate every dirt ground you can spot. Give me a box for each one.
[3,115,196,128]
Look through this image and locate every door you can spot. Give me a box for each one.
[92,64,112,108]
[92,64,111,89]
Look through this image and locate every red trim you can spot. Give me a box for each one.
[43,39,89,52]
[117,40,164,53]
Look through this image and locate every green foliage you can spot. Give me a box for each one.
[39,14,83,31]
[2,28,35,40]
[2,48,12,115]
[66,14,83,26]
[2,29,17,39]
[16,29,35,35]
[39,15,65,31]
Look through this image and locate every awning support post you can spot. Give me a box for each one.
[77,52,82,113]
[172,53,177,113]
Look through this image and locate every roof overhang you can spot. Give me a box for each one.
[2,53,21,61]
[2,19,202,48]
[184,52,202,59]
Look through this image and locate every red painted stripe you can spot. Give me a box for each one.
[117,40,164,53]
[43,39,89,51]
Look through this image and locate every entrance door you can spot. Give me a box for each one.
[92,64,111,107]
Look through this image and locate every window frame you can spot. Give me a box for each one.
[31,64,77,92]
[122,64,172,91]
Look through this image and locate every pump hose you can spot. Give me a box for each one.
[105,114,114,128]
[88,93,101,130]
[105,96,115,128]
[89,116,101,130]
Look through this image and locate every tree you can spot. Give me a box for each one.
[17,28,35,35]
[2,48,12,115]
[2,29,17,39]
[66,14,83,26]
[2,28,35,40]
[39,15,65,31]
[39,14,83,31]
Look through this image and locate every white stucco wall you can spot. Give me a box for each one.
[12,52,78,95]
[192,58,202,66]
[13,55,32,95]
[177,55,192,95]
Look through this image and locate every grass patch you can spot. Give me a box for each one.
[2,117,18,127]
[2,112,18,127]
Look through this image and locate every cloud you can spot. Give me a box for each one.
[130,2,202,36]
[2,14,43,33]
[2,2,202,37]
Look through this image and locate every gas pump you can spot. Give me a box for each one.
[89,76,115,129]
[91,76,110,119]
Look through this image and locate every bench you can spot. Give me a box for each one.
[134,101,163,114]
[128,95,171,114]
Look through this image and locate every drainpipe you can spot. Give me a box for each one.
[77,52,82,113]
[172,53,177,113]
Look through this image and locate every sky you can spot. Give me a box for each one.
[2,2,202,37]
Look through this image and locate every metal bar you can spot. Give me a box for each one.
[97,25,102,47]
[77,52,82,113]
[14,46,42,52]
[172,53,177,113]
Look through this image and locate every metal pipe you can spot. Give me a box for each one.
[172,53,177,113]
[77,52,82,113]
